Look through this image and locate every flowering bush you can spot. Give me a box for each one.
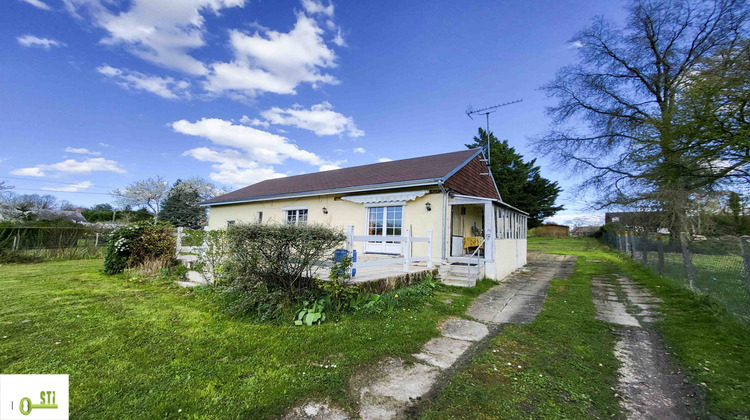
[104,222,176,274]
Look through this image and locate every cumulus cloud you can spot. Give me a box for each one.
[318,164,340,171]
[301,0,334,17]
[172,118,324,165]
[353,147,365,154]
[41,181,93,192]
[64,0,246,75]
[65,147,101,156]
[377,158,393,163]
[204,13,339,97]
[19,0,51,10]
[183,147,287,186]
[17,35,65,49]
[258,102,363,137]
[11,158,125,177]
[97,65,190,99]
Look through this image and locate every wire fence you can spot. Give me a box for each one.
[0,226,115,261]
[602,232,750,323]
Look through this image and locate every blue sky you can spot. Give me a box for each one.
[0,0,627,224]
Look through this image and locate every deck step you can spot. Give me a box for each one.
[441,276,477,287]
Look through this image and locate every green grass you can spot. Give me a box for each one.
[0,259,493,419]
[426,237,749,419]
[422,244,623,419]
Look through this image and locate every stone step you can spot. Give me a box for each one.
[441,277,477,287]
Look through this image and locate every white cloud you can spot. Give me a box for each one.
[377,158,393,163]
[204,13,339,97]
[183,147,286,186]
[239,115,269,128]
[20,0,51,10]
[258,102,363,137]
[41,181,93,192]
[544,212,604,226]
[172,117,324,165]
[568,40,584,49]
[10,167,45,177]
[11,158,125,177]
[353,147,365,154]
[97,65,190,99]
[65,147,101,156]
[318,164,340,171]
[64,0,246,75]
[17,35,65,49]
[301,0,334,17]
[332,28,346,47]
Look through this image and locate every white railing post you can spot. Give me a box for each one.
[403,228,411,272]
[175,227,183,257]
[346,225,354,254]
[427,230,433,268]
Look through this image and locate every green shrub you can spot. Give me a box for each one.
[104,222,176,275]
[218,222,345,320]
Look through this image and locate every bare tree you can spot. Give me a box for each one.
[112,176,168,221]
[537,0,749,232]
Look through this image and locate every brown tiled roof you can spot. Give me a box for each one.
[443,155,500,200]
[204,149,482,205]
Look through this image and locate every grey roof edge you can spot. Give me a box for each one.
[201,178,443,207]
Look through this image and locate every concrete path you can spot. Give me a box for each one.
[467,253,576,324]
[592,275,699,419]
[285,253,576,420]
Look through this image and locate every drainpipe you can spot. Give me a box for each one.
[438,180,447,260]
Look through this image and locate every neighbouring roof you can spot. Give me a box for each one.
[204,149,490,206]
[33,209,88,223]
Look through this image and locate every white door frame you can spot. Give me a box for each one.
[365,205,404,254]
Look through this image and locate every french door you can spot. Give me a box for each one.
[365,206,403,254]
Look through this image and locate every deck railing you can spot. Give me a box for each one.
[345,225,433,273]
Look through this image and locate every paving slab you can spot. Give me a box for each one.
[439,318,489,342]
[413,337,473,369]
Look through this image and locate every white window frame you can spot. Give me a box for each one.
[284,208,308,225]
[255,211,263,223]
[226,219,236,229]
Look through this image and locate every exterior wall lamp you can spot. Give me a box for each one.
[322,207,328,214]
[425,202,432,211]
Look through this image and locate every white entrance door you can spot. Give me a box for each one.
[365,206,403,254]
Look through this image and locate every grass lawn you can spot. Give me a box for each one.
[0,259,493,419]
[423,238,750,419]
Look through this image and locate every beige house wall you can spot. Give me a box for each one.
[206,188,446,262]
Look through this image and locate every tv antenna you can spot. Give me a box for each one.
[466,99,522,166]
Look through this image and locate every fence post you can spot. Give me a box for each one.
[624,231,631,256]
[629,231,636,259]
[12,235,19,251]
[641,231,648,264]
[346,225,354,254]
[403,228,411,272]
[739,236,750,297]
[679,232,696,289]
[175,227,183,257]
[95,232,100,247]
[657,236,665,276]
[427,230,433,269]
[617,233,623,252]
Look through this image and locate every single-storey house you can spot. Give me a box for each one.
[202,149,528,283]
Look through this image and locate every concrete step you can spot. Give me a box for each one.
[441,276,477,287]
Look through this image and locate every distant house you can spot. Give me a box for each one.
[605,211,665,232]
[202,150,529,282]
[570,226,600,237]
[32,209,88,224]
[531,223,570,238]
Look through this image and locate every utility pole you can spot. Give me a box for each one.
[466,99,522,166]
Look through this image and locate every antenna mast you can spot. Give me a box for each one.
[466,99,522,166]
